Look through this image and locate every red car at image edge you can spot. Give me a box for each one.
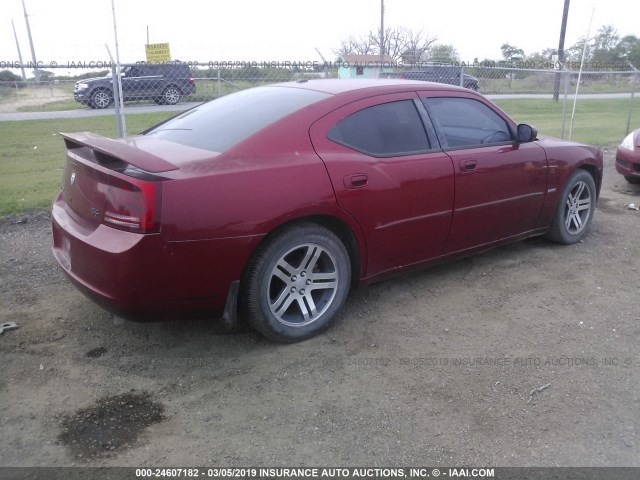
[51,79,604,342]
[615,128,640,184]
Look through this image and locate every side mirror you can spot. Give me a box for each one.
[517,124,538,142]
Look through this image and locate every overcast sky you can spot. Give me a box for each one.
[1,0,639,71]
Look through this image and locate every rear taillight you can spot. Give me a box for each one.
[103,177,161,233]
[188,78,195,85]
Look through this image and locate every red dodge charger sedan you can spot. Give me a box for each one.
[52,79,603,342]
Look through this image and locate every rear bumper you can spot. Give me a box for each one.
[51,193,259,322]
[615,148,640,178]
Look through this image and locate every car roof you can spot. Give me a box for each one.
[269,78,468,96]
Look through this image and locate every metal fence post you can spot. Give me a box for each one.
[626,68,638,136]
[216,68,221,97]
[460,65,464,88]
[111,65,124,138]
[560,70,570,139]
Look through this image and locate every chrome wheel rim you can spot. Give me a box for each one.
[165,88,180,104]
[564,180,591,235]
[267,243,339,328]
[93,91,110,108]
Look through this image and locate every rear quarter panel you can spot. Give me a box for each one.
[157,106,368,289]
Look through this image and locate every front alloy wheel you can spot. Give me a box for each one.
[244,224,351,342]
[564,180,592,235]
[546,169,596,244]
[90,90,112,109]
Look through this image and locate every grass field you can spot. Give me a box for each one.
[495,97,640,144]
[0,112,175,215]
[478,75,638,95]
[0,97,638,215]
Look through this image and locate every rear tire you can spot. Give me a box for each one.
[159,86,181,105]
[244,223,351,343]
[545,169,596,244]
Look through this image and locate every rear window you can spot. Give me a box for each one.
[327,100,430,157]
[145,86,330,152]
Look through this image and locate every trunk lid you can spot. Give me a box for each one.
[60,132,177,233]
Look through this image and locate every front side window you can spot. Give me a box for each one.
[424,97,512,148]
[327,100,430,157]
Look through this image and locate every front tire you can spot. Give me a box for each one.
[545,169,596,244]
[244,223,351,343]
[89,89,112,109]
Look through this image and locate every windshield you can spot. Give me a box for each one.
[145,86,330,153]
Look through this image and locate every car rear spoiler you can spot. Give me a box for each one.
[60,132,179,173]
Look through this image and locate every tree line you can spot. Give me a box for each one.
[335,24,640,70]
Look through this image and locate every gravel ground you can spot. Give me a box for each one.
[1,150,639,467]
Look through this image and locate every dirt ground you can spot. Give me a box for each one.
[1,150,639,468]
[0,87,73,113]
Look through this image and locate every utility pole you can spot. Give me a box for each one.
[11,19,27,80]
[379,0,385,74]
[554,0,570,101]
[111,0,127,137]
[22,0,40,83]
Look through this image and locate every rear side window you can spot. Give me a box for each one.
[423,97,512,148]
[327,100,430,157]
[145,86,330,152]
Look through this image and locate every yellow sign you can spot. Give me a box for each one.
[145,43,171,63]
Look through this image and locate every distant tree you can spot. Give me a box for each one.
[592,25,620,51]
[500,43,525,63]
[38,70,55,81]
[614,35,640,67]
[564,25,638,69]
[565,37,591,63]
[591,26,621,67]
[335,35,376,58]
[466,58,498,80]
[427,44,459,63]
[401,30,438,64]
[0,70,22,82]
[336,27,437,62]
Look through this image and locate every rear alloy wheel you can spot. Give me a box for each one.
[624,175,640,185]
[545,169,596,244]
[161,86,181,105]
[244,224,351,342]
[90,90,112,109]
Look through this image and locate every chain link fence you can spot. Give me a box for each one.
[1,61,638,144]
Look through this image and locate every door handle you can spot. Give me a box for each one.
[459,159,478,172]
[344,174,368,189]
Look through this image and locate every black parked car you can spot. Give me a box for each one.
[400,66,479,91]
[74,62,196,109]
